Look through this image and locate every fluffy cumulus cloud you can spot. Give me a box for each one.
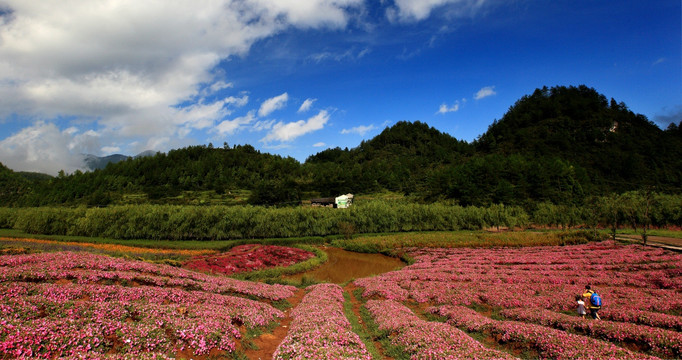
[387,0,490,22]
[258,93,289,117]
[341,124,376,135]
[262,110,330,142]
[0,122,90,174]
[474,86,496,100]
[0,0,363,173]
[215,111,257,136]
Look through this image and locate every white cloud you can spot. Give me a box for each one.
[313,142,326,147]
[224,94,249,108]
[101,146,121,154]
[215,111,257,136]
[298,98,317,113]
[210,81,234,93]
[249,0,363,29]
[262,110,329,142]
[388,0,490,22]
[176,100,231,132]
[437,101,460,114]
[258,93,289,117]
[309,47,371,63]
[474,86,496,100]
[0,0,364,173]
[652,57,666,66]
[0,121,87,175]
[341,124,376,135]
[253,119,276,132]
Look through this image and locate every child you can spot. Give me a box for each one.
[576,294,587,319]
[583,285,602,320]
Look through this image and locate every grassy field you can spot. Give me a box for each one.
[0,228,233,250]
[609,228,682,239]
[331,230,606,256]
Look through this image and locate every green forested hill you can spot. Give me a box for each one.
[475,85,682,194]
[5,144,304,206]
[1,85,680,207]
[304,121,473,195]
[0,163,36,205]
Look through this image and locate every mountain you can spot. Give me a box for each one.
[304,121,473,195]
[84,151,157,170]
[84,154,129,170]
[134,150,158,158]
[0,163,36,205]
[304,86,680,204]
[474,85,682,193]
[3,85,680,207]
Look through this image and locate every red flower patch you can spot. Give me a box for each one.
[183,244,315,276]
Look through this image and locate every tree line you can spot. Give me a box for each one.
[0,192,678,241]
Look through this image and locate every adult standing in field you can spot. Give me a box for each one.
[582,285,602,320]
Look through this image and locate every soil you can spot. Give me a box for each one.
[617,234,682,248]
[241,288,306,360]
[285,247,405,284]
[344,283,393,360]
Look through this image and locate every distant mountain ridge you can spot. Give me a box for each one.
[1,85,679,207]
[84,150,157,170]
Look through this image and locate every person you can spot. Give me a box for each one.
[576,294,587,319]
[582,285,601,320]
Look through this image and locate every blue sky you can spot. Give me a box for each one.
[0,0,679,174]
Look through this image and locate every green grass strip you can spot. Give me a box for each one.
[353,288,410,360]
[0,228,330,250]
[0,228,234,250]
[343,291,381,359]
[605,228,682,239]
[332,230,605,255]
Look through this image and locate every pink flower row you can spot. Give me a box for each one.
[365,299,515,359]
[1,281,283,328]
[0,280,286,358]
[0,251,297,300]
[499,307,682,358]
[273,284,370,360]
[431,305,659,360]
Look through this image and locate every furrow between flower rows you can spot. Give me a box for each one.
[499,307,682,358]
[365,299,516,359]
[273,283,371,360]
[431,305,660,360]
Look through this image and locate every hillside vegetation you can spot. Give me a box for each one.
[1,85,680,208]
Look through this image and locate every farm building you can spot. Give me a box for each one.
[310,194,353,208]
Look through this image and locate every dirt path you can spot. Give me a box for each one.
[242,288,306,360]
[344,283,392,360]
[616,235,682,251]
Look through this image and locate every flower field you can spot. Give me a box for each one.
[354,241,682,359]
[0,251,295,359]
[183,244,314,276]
[1,240,681,359]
